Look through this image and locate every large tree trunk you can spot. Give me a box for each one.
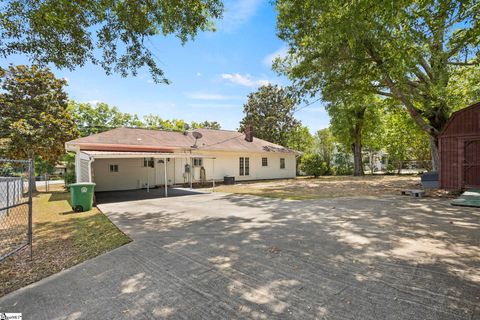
[429,134,440,171]
[351,138,364,176]
[351,108,365,176]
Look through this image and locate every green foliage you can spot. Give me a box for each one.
[0,65,79,164]
[332,151,354,176]
[275,0,480,169]
[326,95,382,175]
[239,84,301,147]
[312,128,335,171]
[64,171,76,186]
[35,157,55,176]
[287,126,313,152]
[381,106,431,173]
[191,120,222,130]
[300,153,328,177]
[0,0,223,83]
[69,101,222,136]
[69,101,143,137]
[142,114,186,131]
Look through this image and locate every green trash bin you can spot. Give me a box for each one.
[69,183,95,212]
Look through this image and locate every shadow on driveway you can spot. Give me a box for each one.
[1,193,479,319]
[95,187,206,204]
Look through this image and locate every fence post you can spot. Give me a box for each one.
[6,179,9,217]
[28,159,33,260]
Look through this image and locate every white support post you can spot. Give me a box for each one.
[190,157,193,190]
[164,157,168,198]
[212,158,215,192]
[146,165,149,193]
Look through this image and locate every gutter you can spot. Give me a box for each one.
[66,143,177,153]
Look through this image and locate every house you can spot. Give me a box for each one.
[65,127,297,192]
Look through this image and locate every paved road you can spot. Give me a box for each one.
[0,192,479,319]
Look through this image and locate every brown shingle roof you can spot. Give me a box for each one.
[66,127,294,154]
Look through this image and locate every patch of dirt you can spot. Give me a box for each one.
[212,175,454,200]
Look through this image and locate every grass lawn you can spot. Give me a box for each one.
[0,184,131,297]
[210,175,443,200]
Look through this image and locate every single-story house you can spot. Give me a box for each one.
[65,127,297,192]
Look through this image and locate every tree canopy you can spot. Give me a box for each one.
[69,101,222,136]
[275,0,480,169]
[239,84,301,147]
[0,65,79,189]
[0,0,224,83]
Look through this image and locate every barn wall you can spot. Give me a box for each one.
[439,102,480,190]
[439,136,459,189]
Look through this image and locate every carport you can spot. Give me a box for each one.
[79,151,216,197]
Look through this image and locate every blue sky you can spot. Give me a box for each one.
[2,0,329,132]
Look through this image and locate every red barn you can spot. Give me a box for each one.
[439,102,480,190]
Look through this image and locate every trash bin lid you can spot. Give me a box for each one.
[68,182,96,187]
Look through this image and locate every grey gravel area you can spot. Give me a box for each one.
[1,191,479,319]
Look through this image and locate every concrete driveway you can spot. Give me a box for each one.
[1,192,479,319]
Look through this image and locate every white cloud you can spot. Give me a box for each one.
[184,91,242,101]
[221,73,270,87]
[263,46,289,67]
[188,103,238,109]
[196,72,202,77]
[219,0,264,31]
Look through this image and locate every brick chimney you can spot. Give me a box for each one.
[244,125,253,142]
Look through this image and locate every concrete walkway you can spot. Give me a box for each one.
[1,193,479,319]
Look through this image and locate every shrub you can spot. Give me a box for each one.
[64,171,76,187]
[300,153,329,177]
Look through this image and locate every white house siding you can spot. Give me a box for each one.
[192,151,296,182]
[93,158,162,192]
[88,152,296,192]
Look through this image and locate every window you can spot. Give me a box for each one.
[109,164,119,172]
[239,157,250,176]
[262,157,268,167]
[143,158,154,168]
[280,158,285,169]
[193,158,203,166]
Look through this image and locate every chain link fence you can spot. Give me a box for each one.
[0,159,33,262]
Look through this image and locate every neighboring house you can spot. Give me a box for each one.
[65,127,297,192]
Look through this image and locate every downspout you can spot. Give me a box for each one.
[88,157,95,183]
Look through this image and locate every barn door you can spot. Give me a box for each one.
[463,139,480,188]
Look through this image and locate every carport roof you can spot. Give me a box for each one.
[81,150,215,159]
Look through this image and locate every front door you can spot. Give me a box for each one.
[463,139,480,188]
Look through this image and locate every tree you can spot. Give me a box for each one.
[287,126,313,152]
[70,101,223,135]
[191,120,222,130]
[300,153,328,177]
[69,102,143,137]
[142,115,186,131]
[327,95,381,176]
[239,84,300,147]
[312,128,335,174]
[275,0,480,170]
[0,65,79,190]
[0,0,223,83]
[382,106,431,173]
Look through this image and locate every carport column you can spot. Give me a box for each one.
[190,157,193,189]
[164,157,168,198]
[212,158,215,192]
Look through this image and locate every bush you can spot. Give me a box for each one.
[64,171,76,187]
[300,153,329,177]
